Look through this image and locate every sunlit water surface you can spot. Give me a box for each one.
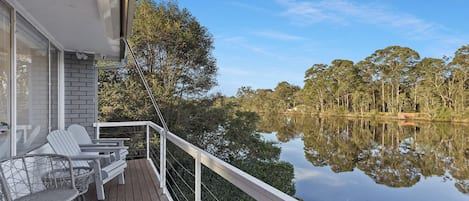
[259,116,469,201]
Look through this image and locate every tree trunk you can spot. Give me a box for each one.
[391,83,394,113]
[396,82,401,112]
[414,83,418,112]
[382,80,385,112]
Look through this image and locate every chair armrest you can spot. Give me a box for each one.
[79,144,107,147]
[92,138,130,143]
[80,146,128,153]
[69,154,110,161]
[79,143,121,147]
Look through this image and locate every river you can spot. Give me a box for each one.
[259,115,469,201]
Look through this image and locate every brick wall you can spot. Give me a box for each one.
[64,52,97,137]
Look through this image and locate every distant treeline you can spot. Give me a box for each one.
[229,45,469,122]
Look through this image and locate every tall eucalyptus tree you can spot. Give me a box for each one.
[365,46,420,113]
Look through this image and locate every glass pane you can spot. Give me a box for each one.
[16,13,49,154]
[50,45,58,131]
[0,1,11,159]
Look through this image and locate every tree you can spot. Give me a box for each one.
[273,81,300,111]
[413,58,448,112]
[303,64,329,112]
[328,59,358,112]
[449,45,469,114]
[365,46,420,113]
[131,0,217,104]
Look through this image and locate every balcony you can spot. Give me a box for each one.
[84,121,297,201]
[84,159,168,201]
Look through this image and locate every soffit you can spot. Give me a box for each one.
[16,0,122,59]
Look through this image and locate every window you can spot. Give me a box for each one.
[15,13,58,155]
[0,1,10,159]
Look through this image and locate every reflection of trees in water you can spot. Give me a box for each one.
[259,115,469,192]
[258,114,302,142]
[358,151,421,187]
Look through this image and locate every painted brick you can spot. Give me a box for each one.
[71,91,86,96]
[71,81,86,87]
[71,100,86,105]
[64,51,97,137]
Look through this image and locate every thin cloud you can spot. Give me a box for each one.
[220,66,256,76]
[246,45,274,56]
[227,2,271,13]
[216,35,246,43]
[276,0,440,39]
[253,31,305,41]
[216,34,277,57]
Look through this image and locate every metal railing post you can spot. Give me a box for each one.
[96,123,100,139]
[160,128,166,191]
[146,123,150,160]
[195,152,201,201]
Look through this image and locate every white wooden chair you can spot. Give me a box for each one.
[67,124,129,161]
[47,130,127,200]
[0,154,79,201]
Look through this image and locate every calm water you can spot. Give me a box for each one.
[258,115,469,201]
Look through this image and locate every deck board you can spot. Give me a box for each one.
[85,159,168,201]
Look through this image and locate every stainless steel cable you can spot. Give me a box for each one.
[166,153,195,192]
[166,148,221,201]
[123,39,169,136]
[166,166,191,201]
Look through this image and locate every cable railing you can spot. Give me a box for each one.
[94,121,297,201]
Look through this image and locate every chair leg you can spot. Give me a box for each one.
[93,159,105,200]
[118,172,125,184]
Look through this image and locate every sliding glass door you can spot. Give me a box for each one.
[0,1,11,159]
[0,1,61,158]
[16,13,58,155]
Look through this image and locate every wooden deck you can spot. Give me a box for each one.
[85,159,169,201]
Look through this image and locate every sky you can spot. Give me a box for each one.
[177,0,469,96]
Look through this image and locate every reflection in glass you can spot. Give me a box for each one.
[0,1,10,159]
[16,13,49,154]
[50,45,58,131]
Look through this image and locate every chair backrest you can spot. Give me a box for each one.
[0,167,11,201]
[67,124,93,145]
[0,154,76,201]
[47,130,89,168]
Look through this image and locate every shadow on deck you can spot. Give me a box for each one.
[85,159,169,201]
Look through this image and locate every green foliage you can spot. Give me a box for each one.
[98,2,296,200]
[432,107,453,121]
[233,160,295,195]
[232,44,469,122]
[234,82,300,113]
[131,0,217,102]
[274,81,301,110]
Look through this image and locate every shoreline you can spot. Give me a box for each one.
[279,111,469,124]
